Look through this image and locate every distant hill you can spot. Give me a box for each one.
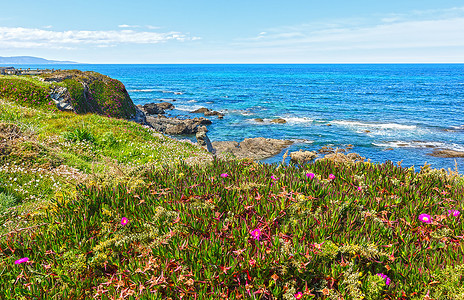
[0,56,77,64]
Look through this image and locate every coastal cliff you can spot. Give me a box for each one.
[0,69,136,119]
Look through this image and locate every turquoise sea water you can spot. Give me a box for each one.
[8,64,464,171]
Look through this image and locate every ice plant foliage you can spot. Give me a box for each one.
[14,257,29,265]
[121,217,129,225]
[418,213,432,223]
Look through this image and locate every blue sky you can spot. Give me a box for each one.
[1,0,464,63]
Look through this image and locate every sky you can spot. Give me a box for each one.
[1,0,464,63]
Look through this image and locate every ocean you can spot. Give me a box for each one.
[8,64,464,171]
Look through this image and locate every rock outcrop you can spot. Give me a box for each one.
[271,118,287,124]
[39,70,136,119]
[146,115,212,135]
[290,150,318,164]
[428,149,464,158]
[49,86,74,112]
[196,127,214,153]
[212,137,293,160]
[191,107,224,119]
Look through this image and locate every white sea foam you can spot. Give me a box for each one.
[290,139,314,144]
[175,104,205,112]
[281,116,314,125]
[187,100,197,103]
[128,89,156,92]
[373,141,464,152]
[162,90,183,95]
[332,120,417,130]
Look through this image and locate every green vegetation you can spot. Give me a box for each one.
[1,70,136,119]
[0,74,463,299]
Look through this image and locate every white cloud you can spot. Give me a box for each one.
[146,25,161,30]
[118,24,140,28]
[239,10,464,53]
[0,27,199,49]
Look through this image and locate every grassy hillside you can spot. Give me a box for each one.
[1,70,136,118]
[0,75,463,299]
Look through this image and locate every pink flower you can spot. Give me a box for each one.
[251,228,262,241]
[271,175,277,181]
[418,214,432,223]
[448,209,460,217]
[328,174,336,180]
[376,273,391,286]
[121,217,129,225]
[220,173,229,178]
[295,292,303,299]
[249,258,256,267]
[15,257,29,265]
[306,173,315,179]
[357,186,362,191]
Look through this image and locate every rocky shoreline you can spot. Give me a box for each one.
[134,102,464,162]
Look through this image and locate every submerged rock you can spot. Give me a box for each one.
[191,107,224,118]
[428,149,464,158]
[212,137,293,160]
[271,118,286,124]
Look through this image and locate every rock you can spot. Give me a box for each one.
[212,137,293,160]
[196,128,214,153]
[142,103,165,115]
[290,150,318,164]
[428,149,464,158]
[49,86,74,112]
[254,118,264,123]
[320,152,365,163]
[130,106,148,125]
[146,116,212,135]
[204,110,225,118]
[157,102,175,110]
[271,118,287,124]
[191,107,210,114]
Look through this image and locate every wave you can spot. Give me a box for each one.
[373,141,464,152]
[128,89,157,92]
[162,90,183,95]
[175,104,205,112]
[290,139,314,144]
[332,120,417,130]
[281,116,314,125]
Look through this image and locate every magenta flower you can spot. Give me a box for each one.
[251,228,262,241]
[306,173,315,179]
[376,273,391,285]
[328,174,336,180]
[294,292,303,299]
[418,214,432,223]
[220,173,229,178]
[121,217,129,226]
[14,257,29,265]
[271,175,277,181]
[448,209,460,217]
[357,186,362,191]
